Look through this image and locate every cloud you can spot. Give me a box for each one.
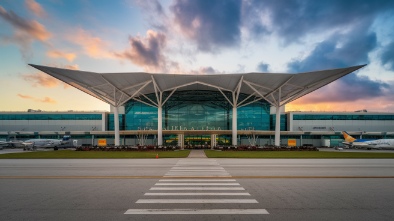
[22,72,60,88]
[189,66,222,75]
[17,94,57,104]
[25,0,46,17]
[63,64,79,70]
[0,6,51,41]
[0,6,51,58]
[68,29,114,59]
[288,24,377,72]
[244,0,394,44]
[287,80,394,112]
[115,30,167,71]
[380,41,394,71]
[47,50,76,62]
[23,63,79,89]
[17,94,34,99]
[134,0,168,31]
[285,20,391,106]
[257,62,270,72]
[294,74,390,104]
[171,0,242,51]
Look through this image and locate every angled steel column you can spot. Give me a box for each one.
[113,106,120,146]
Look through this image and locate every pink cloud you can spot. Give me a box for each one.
[68,29,114,59]
[17,94,57,104]
[47,50,76,62]
[0,6,51,41]
[63,64,79,70]
[17,94,34,99]
[25,0,46,18]
[22,72,60,88]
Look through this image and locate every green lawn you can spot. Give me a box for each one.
[0,150,191,159]
[204,150,394,158]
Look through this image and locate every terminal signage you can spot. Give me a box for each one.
[98,139,107,146]
[287,139,297,146]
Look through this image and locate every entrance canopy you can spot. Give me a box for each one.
[30,64,365,108]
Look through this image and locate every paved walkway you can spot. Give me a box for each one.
[187,149,207,158]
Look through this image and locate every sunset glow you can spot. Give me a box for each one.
[0,1,393,112]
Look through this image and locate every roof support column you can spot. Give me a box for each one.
[274,105,280,146]
[274,88,281,146]
[232,106,237,146]
[113,106,120,146]
[158,105,163,146]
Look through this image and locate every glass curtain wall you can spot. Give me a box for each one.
[108,91,272,131]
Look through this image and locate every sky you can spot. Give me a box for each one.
[0,0,394,113]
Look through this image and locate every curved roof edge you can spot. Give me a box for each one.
[29,64,366,107]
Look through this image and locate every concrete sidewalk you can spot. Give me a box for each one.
[187,149,207,158]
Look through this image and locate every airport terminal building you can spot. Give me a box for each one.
[1,64,393,147]
[1,109,393,147]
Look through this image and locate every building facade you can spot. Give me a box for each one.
[1,103,393,147]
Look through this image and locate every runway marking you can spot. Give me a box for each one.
[150,187,245,190]
[136,199,258,203]
[155,183,240,186]
[144,192,251,196]
[124,209,269,215]
[126,159,268,216]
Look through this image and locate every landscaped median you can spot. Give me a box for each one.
[204,150,394,158]
[0,150,190,159]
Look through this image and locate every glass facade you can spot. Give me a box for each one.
[293,114,394,120]
[108,90,272,131]
[270,115,287,131]
[0,114,102,120]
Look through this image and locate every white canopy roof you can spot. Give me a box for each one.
[30,64,365,108]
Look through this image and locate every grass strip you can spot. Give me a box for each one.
[0,150,190,159]
[204,150,394,158]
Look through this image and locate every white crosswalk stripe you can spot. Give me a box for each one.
[124,158,269,215]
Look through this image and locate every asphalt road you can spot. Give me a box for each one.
[1,158,394,221]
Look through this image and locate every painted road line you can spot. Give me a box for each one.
[159,179,237,182]
[136,199,258,203]
[150,187,245,190]
[169,170,226,172]
[170,168,225,171]
[155,183,240,186]
[166,171,229,173]
[163,175,232,178]
[125,209,269,214]
[164,174,231,176]
[144,192,251,196]
[171,167,225,169]
[176,163,219,165]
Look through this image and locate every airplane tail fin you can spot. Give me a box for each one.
[62,135,71,141]
[61,135,71,144]
[342,131,356,142]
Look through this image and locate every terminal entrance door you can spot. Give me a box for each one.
[185,135,211,149]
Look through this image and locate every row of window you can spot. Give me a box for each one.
[0,114,102,120]
[110,99,273,131]
[293,114,394,120]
